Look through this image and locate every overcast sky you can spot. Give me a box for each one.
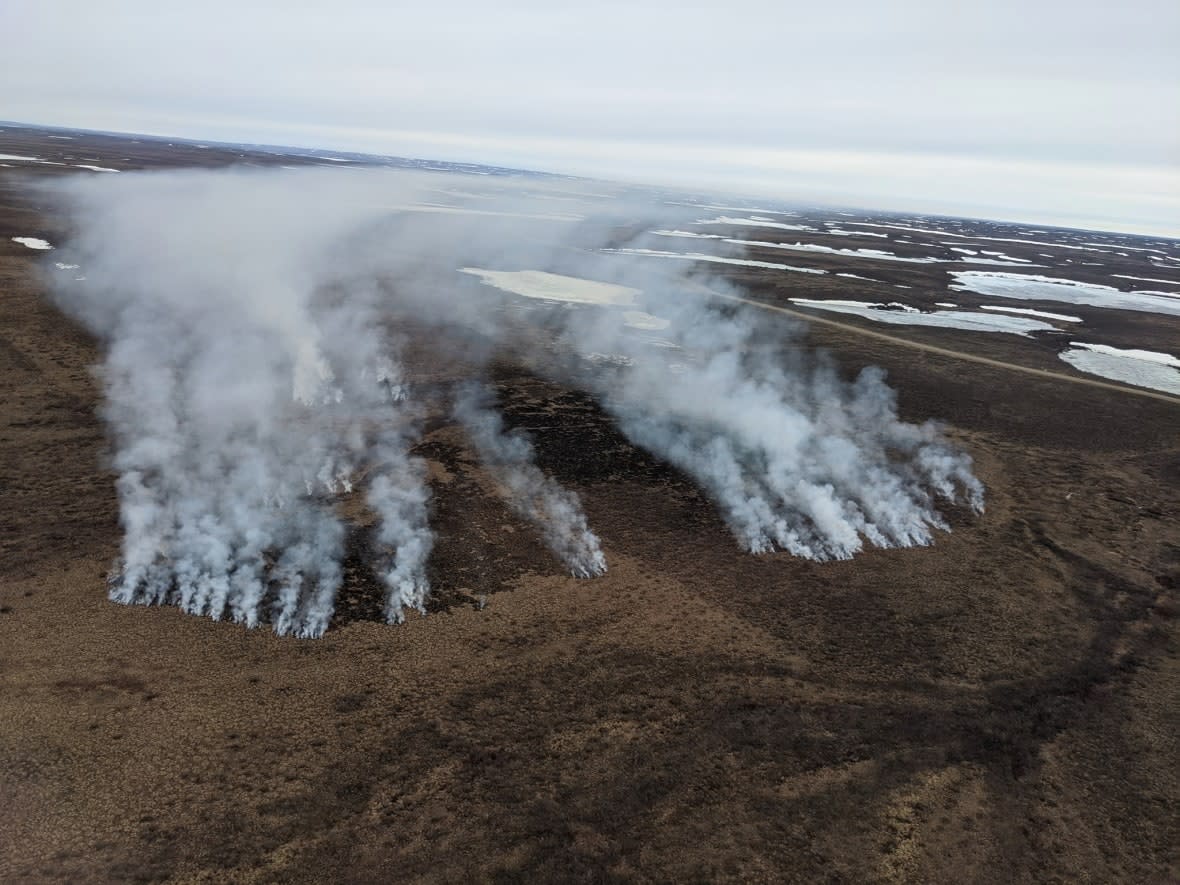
[3,1,1177,235]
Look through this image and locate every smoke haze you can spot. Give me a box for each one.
[40,166,983,636]
[453,381,606,578]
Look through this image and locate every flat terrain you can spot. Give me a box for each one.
[1,126,1178,883]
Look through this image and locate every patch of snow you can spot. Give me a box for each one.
[978,305,1081,322]
[958,256,1046,267]
[605,248,826,274]
[622,310,671,331]
[74,164,119,173]
[845,223,1113,252]
[1059,342,1180,395]
[726,238,941,264]
[948,271,1180,317]
[460,268,639,306]
[973,249,1035,263]
[1068,342,1180,367]
[841,222,966,238]
[792,299,882,309]
[642,337,679,349]
[11,237,52,250]
[667,202,798,216]
[696,216,816,232]
[823,227,889,238]
[650,229,725,240]
[789,299,1056,335]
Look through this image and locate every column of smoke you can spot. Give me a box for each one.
[559,290,984,559]
[40,165,983,638]
[46,170,437,637]
[453,382,606,577]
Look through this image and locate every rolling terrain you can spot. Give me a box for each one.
[1,125,1178,883]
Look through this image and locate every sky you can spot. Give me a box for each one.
[2,0,1178,235]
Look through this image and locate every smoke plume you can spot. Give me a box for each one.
[39,165,983,637]
[453,382,606,577]
[590,308,984,559]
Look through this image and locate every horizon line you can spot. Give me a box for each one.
[3,117,1177,243]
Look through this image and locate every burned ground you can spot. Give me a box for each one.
[1,126,1178,883]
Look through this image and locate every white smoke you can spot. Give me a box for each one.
[563,295,984,559]
[39,165,983,637]
[606,359,982,558]
[50,169,439,636]
[453,382,606,577]
[365,360,432,624]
